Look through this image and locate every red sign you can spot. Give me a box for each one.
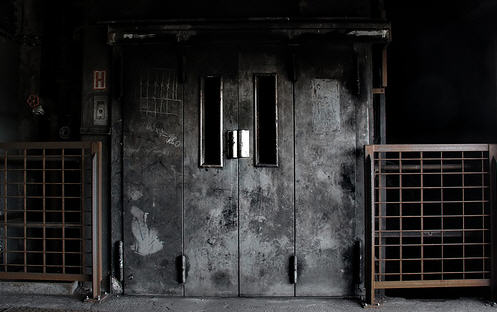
[93,70,106,90]
[27,94,40,108]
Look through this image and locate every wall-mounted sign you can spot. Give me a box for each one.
[26,94,45,116]
[26,94,40,108]
[93,70,107,90]
[93,95,108,126]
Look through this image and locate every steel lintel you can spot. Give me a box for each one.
[105,19,391,45]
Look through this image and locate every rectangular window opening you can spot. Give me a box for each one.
[200,76,223,167]
[255,74,278,167]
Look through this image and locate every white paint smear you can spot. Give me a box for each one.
[128,186,143,201]
[145,122,181,147]
[130,206,164,256]
[255,215,267,223]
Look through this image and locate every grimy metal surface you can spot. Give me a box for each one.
[121,42,371,296]
[365,144,495,305]
[122,46,183,295]
[0,141,103,299]
[238,45,294,296]
[183,45,239,296]
[295,43,361,296]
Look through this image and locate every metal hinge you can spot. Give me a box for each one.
[118,241,124,282]
[177,255,187,284]
[290,255,298,284]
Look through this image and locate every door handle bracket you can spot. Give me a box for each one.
[290,255,298,284]
[237,130,250,158]
[227,130,249,159]
[177,255,187,284]
[227,130,238,159]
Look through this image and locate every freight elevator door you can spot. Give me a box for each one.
[123,46,184,295]
[182,44,295,296]
[122,43,362,297]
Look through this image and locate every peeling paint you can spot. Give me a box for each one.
[130,206,164,256]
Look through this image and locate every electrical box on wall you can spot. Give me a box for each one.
[93,95,108,126]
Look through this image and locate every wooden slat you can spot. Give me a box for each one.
[369,144,489,152]
[0,272,90,282]
[375,279,490,289]
[0,142,93,149]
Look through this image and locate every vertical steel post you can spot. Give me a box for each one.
[489,144,497,302]
[364,145,375,305]
[91,142,103,299]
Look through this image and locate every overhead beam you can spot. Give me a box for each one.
[104,19,391,45]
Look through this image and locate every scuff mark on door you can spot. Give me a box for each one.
[130,206,164,256]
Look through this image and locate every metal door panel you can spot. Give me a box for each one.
[183,45,239,296]
[295,43,359,296]
[120,42,365,297]
[122,46,184,295]
[238,46,295,296]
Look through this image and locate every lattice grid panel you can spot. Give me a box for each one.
[373,150,490,283]
[0,146,93,278]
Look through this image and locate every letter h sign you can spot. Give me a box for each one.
[93,70,106,90]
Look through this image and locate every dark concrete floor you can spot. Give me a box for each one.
[0,294,495,312]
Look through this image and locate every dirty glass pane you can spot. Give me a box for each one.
[255,74,278,166]
[200,76,223,167]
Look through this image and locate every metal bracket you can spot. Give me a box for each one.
[228,130,238,159]
[290,255,298,284]
[118,241,124,283]
[238,130,250,158]
[177,255,187,284]
[84,291,110,303]
[228,130,249,159]
[361,302,381,309]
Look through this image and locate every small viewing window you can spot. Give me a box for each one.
[255,74,278,167]
[200,76,223,167]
